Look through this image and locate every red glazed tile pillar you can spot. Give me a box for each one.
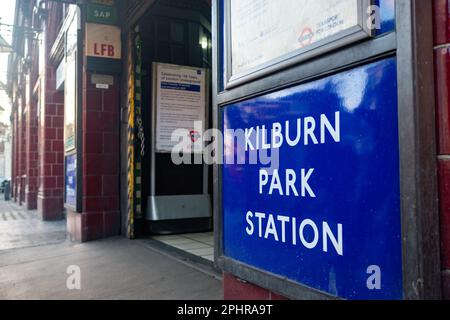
[37,65,65,220]
[12,110,19,202]
[433,0,450,300]
[18,96,26,206]
[66,72,120,242]
[25,95,38,210]
[35,3,66,221]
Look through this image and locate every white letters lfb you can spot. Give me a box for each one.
[366,265,381,290]
[66,265,81,290]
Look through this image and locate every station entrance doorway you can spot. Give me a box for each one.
[126,0,213,262]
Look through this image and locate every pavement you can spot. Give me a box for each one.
[0,201,66,251]
[0,200,223,300]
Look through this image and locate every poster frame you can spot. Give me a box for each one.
[64,48,77,153]
[224,0,373,89]
[153,62,208,154]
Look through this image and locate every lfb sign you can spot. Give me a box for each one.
[85,23,121,59]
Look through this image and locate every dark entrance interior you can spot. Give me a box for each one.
[134,0,213,261]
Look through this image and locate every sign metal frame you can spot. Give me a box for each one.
[212,0,441,300]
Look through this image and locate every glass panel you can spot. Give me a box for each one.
[230,0,360,77]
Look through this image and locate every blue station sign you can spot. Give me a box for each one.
[221,58,403,300]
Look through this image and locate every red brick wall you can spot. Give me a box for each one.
[67,72,120,241]
[433,0,450,300]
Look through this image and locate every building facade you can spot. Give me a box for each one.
[7,0,450,300]
[9,0,66,217]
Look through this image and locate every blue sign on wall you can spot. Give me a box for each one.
[222,57,402,300]
[65,154,77,208]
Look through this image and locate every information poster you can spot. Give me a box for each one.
[65,154,77,208]
[230,0,360,76]
[155,63,206,153]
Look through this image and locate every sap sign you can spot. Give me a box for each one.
[222,58,403,300]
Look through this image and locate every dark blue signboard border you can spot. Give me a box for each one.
[221,58,402,300]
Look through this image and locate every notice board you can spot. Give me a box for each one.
[154,63,207,153]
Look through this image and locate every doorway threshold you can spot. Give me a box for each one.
[138,237,222,281]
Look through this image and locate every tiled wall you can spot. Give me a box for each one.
[82,72,121,240]
[433,0,450,300]
[37,64,65,221]
[67,72,121,242]
[223,273,288,300]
